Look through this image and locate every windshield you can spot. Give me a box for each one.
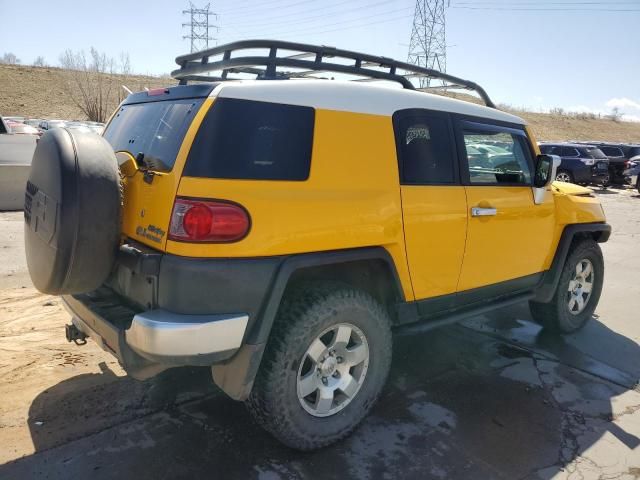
[103,98,204,172]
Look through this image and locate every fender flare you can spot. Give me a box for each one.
[211,246,405,400]
[534,222,611,303]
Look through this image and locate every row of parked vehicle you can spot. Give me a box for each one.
[538,141,640,191]
[2,116,105,137]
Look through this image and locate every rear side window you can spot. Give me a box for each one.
[587,147,610,159]
[395,112,456,184]
[561,147,580,157]
[104,99,203,172]
[184,98,314,181]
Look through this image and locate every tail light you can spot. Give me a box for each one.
[168,197,250,242]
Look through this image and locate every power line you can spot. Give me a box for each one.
[454,1,639,4]
[216,0,317,17]
[255,12,415,40]
[245,7,415,38]
[224,0,399,28]
[227,4,413,32]
[451,2,640,11]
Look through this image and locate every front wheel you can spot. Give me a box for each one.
[246,283,392,450]
[529,239,604,333]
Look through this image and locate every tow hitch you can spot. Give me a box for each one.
[65,323,87,345]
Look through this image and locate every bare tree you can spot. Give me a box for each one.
[58,47,129,122]
[607,106,622,123]
[33,56,47,67]
[119,52,131,76]
[1,52,21,64]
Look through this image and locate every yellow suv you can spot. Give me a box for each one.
[23,40,610,450]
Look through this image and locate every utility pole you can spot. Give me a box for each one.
[407,0,449,88]
[182,2,218,53]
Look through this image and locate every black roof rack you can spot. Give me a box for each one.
[171,39,496,109]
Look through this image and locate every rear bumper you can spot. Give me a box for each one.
[125,310,248,361]
[62,290,249,379]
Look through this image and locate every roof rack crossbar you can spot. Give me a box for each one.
[171,39,496,108]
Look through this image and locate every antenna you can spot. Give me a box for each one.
[182,2,218,53]
[407,0,449,88]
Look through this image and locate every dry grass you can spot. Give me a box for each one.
[434,90,640,143]
[1,64,639,143]
[0,64,173,120]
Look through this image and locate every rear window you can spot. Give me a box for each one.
[584,147,608,159]
[184,98,314,181]
[103,98,204,171]
[600,146,623,157]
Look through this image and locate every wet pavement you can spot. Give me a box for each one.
[0,188,638,479]
[1,317,638,480]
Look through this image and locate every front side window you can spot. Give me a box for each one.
[395,113,456,184]
[461,125,532,185]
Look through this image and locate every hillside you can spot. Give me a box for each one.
[1,64,639,143]
[0,64,172,120]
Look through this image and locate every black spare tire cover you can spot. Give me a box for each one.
[24,128,121,295]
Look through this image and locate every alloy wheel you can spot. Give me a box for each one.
[296,323,370,417]
[567,259,594,315]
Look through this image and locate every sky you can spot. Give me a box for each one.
[0,0,639,119]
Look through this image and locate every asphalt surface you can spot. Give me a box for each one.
[0,186,639,480]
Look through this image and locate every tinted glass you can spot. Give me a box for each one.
[104,98,203,171]
[184,98,314,181]
[462,128,532,185]
[584,147,608,159]
[627,147,640,158]
[561,147,580,157]
[600,146,623,157]
[396,114,455,184]
[539,145,552,154]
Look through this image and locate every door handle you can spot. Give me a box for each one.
[471,207,497,217]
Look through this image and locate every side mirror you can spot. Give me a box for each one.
[533,154,559,188]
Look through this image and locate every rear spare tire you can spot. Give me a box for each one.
[24,128,121,295]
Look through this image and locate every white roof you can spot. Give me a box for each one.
[212,79,524,125]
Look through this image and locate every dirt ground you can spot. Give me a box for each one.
[0,187,639,479]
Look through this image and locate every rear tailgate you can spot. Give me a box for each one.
[102,85,215,251]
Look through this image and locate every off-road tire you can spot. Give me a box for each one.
[529,239,604,333]
[246,283,392,451]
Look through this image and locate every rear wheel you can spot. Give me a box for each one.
[529,239,604,333]
[555,170,574,183]
[246,283,392,450]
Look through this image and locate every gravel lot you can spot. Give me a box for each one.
[0,187,638,479]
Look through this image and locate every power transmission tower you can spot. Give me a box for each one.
[407,0,449,88]
[182,2,218,53]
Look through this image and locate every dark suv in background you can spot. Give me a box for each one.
[576,142,637,184]
[539,143,609,185]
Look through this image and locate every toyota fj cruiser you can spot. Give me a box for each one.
[24,40,610,450]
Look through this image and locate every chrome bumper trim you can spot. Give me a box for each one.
[125,310,249,358]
